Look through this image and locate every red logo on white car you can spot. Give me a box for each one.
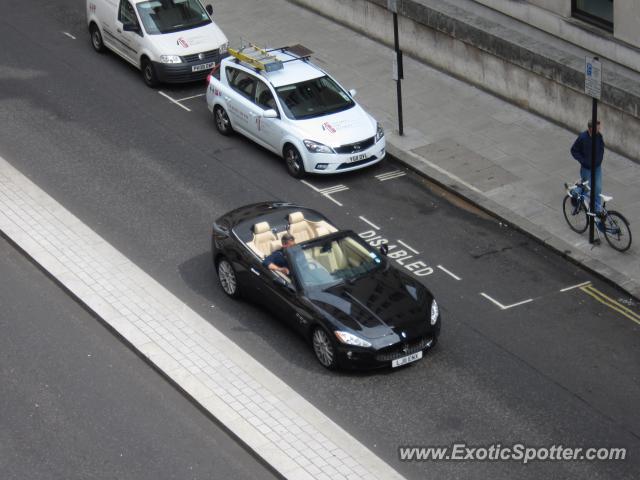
[177,37,189,48]
[322,122,336,134]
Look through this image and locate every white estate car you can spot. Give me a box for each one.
[87,0,228,87]
[205,46,385,177]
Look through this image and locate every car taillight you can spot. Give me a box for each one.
[206,64,221,84]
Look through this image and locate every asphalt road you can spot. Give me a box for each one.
[1,1,639,479]
[0,236,277,480]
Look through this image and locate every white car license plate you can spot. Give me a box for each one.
[192,62,215,72]
[391,350,423,368]
[348,153,367,163]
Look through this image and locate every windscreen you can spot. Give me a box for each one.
[136,0,211,35]
[275,75,355,120]
[289,234,382,289]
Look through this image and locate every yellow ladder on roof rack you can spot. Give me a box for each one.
[228,44,284,72]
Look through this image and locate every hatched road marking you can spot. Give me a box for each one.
[376,170,406,182]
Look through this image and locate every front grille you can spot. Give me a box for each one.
[334,136,375,154]
[337,156,377,170]
[181,49,220,64]
[375,336,433,362]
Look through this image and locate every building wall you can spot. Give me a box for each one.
[528,0,571,17]
[615,0,640,47]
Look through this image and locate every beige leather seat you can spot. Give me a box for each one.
[247,221,277,258]
[288,211,315,242]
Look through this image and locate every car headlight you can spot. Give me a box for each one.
[219,42,228,54]
[335,331,372,348]
[374,122,384,142]
[303,139,334,154]
[430,299,439,325]
[160,55,182,64]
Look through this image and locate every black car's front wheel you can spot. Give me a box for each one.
[217,258,240,298]
[312,327,337,369]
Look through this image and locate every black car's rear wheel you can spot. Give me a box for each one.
[217,258,240,298]
[312,327,337,369]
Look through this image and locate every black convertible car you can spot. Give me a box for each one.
[211,202,441,369]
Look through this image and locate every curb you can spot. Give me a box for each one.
[386,141,640,301]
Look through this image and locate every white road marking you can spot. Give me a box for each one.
[158,91,191,112]
[176,93,206,102]
[300,180,345,207]
[437,265,461,280]
[560,281,591,292]
[376,170,406,181]
[480,292,533,310]
[404,149,483,194]
[300,179,321,192]
[320,184,349,194]
[62,32,76,40]
[359,216,380,230]
[397,240,419,254]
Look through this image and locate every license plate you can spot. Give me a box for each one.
[348,153,367,163]
[192,62,215,72]
[391,350,423,368]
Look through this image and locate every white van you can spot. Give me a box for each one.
[87,0,228,87]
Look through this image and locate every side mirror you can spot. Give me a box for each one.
[262,108,278,119]
[349,88,357,98]
[206,5,214,16]
[123,22,139,33]
[379,243,389,256]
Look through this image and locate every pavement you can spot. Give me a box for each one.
[270,0,640,299]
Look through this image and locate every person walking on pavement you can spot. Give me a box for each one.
[569,119,605,216]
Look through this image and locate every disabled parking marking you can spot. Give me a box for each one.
[62,32,76,40]
[437,265,462,281]
[375,170,406,182]
[480,292,533,310]
[580,284,640,326]
[158,91,191,112]
[300,180,347,207]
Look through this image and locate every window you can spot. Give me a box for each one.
[255,81,277,111]
[228,69,257,100]
[572,0,613,31]
[136,0,211,35]
[118,1,138,25]
[275,75,355,120]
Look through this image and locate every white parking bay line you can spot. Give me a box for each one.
[176,93,206,102]
[62,32,76,40]
[480,292,533,310]
[359,216,380,230]
[397,240,419,254]
[437,265,461,281]
[560,281,591,292]
[158,91,191,112]
[0,155,403,480]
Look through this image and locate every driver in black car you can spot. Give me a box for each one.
[263,233,296,276]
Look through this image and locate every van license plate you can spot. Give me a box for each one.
[192,62,215,72]
[391,350,422,368]
[348,153,367,163]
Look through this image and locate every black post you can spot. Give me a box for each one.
[393,12,404,136]
[589,97,598,243]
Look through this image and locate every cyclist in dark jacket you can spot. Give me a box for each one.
[570,120,605,214]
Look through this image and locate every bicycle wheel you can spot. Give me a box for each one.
[563,195,588,233]
[603,210,632,252]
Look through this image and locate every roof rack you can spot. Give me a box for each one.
[227,44,284,72]
[228,43,315,72]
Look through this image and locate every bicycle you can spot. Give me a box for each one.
[563,181,632,252]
